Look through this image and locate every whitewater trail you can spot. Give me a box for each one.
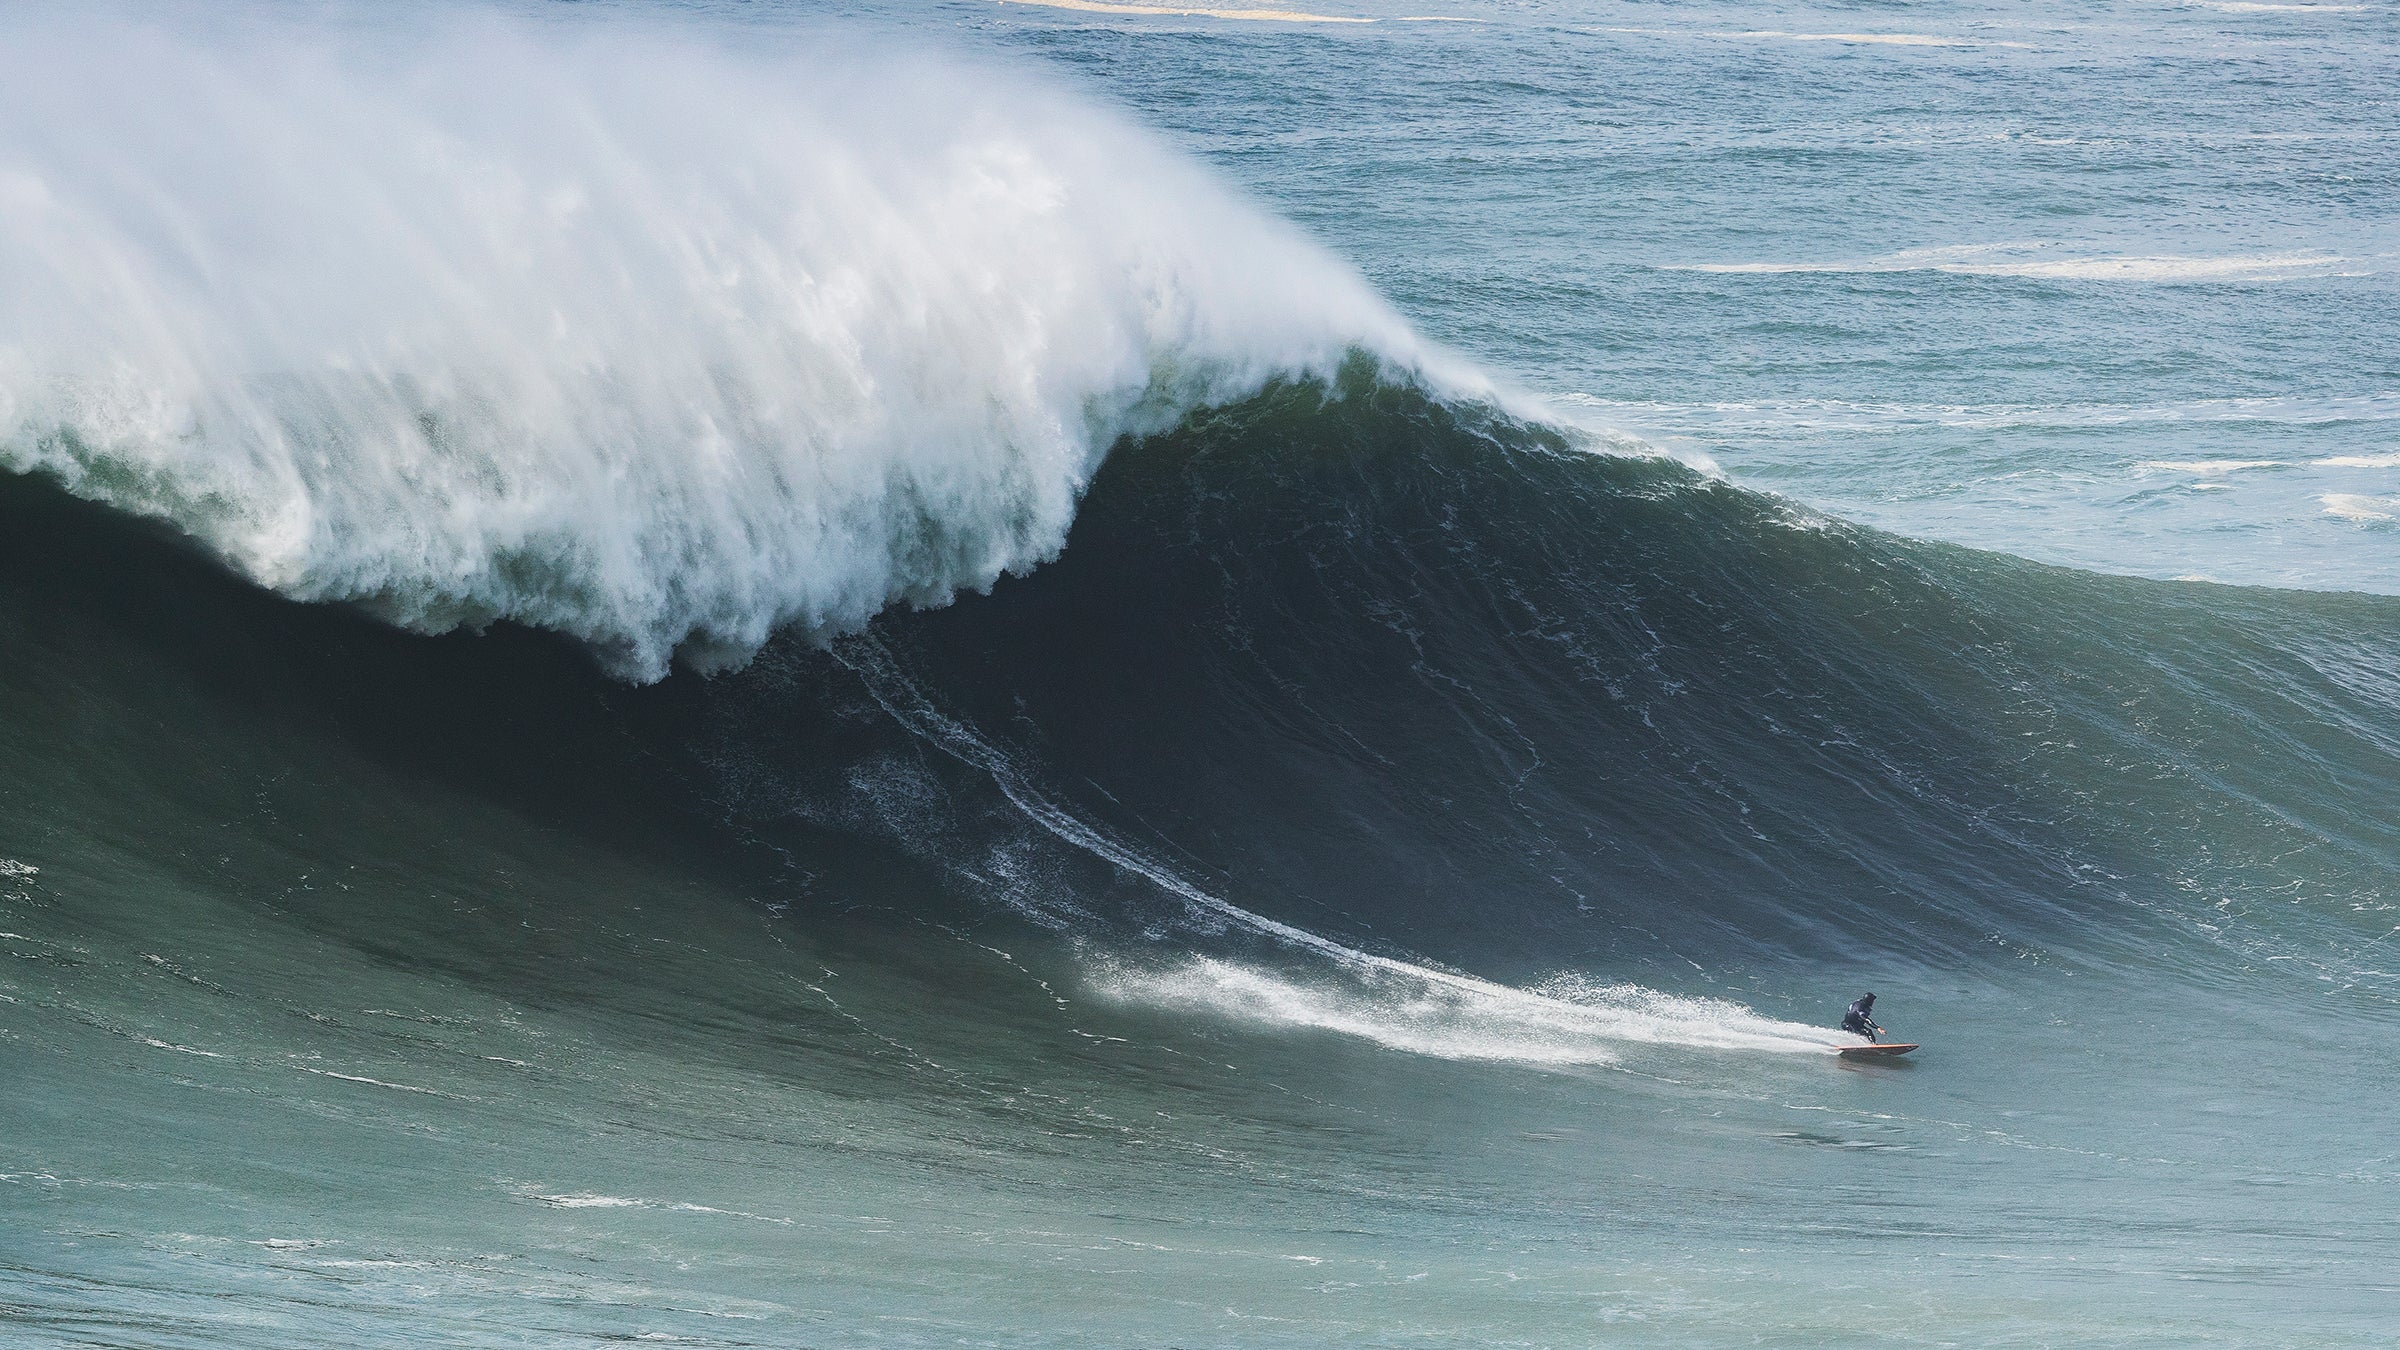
[836,635,1839,1065]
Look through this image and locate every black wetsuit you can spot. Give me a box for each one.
[1840,995,1881,1042]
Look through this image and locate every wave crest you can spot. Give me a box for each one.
[0,10,1428,679]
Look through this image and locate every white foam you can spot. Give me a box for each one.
[0,8,1444,681]
[993,0,1477,20]
[529,1192,646,1209]
[1594,25,2025,49]
[2321,493,2399,522]
[295,1066,452,1096]
[2134,459,2283,476]
[1683,243,2357,283]
[1094,957,1838,1065]
[0,859,36,879]
[1716,30,2018,48]
[512,1187,792,1224]
[139,1036,225,1058]
[2313,453,2400,469]
[1969,253,2349,281]
[992,0,1373,23]
[1555,391,2400,435]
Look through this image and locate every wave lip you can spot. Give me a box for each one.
[0,10,1435,680]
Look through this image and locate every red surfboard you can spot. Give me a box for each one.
[1837,1043,1918,1060]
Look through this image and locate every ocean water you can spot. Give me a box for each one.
[2,2,2396,1346]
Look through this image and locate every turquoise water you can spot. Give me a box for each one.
[3,2,2397,1346]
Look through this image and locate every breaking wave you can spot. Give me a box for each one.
[0,8,1447,679]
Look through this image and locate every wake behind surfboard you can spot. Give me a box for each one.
[1837,1043,1919,1060]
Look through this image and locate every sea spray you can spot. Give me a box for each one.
[0,7,1432,679]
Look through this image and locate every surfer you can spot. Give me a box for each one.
[1840,993,1882,1043]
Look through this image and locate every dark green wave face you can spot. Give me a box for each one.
[6,368,2398,1347]
[702,368,2400,987]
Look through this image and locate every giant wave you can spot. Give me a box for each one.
[0,7,2390,1013]
[6,7,2399,1347]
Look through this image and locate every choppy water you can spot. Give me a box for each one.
[3,2,2396,1346]
[994,0,2400,592]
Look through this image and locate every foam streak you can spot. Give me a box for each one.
[838,636,1837,1064]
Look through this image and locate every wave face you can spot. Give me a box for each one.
[699,371,2400,988]
[0,10,1430,679]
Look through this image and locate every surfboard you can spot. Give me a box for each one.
[1837,1043,1918,1060]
